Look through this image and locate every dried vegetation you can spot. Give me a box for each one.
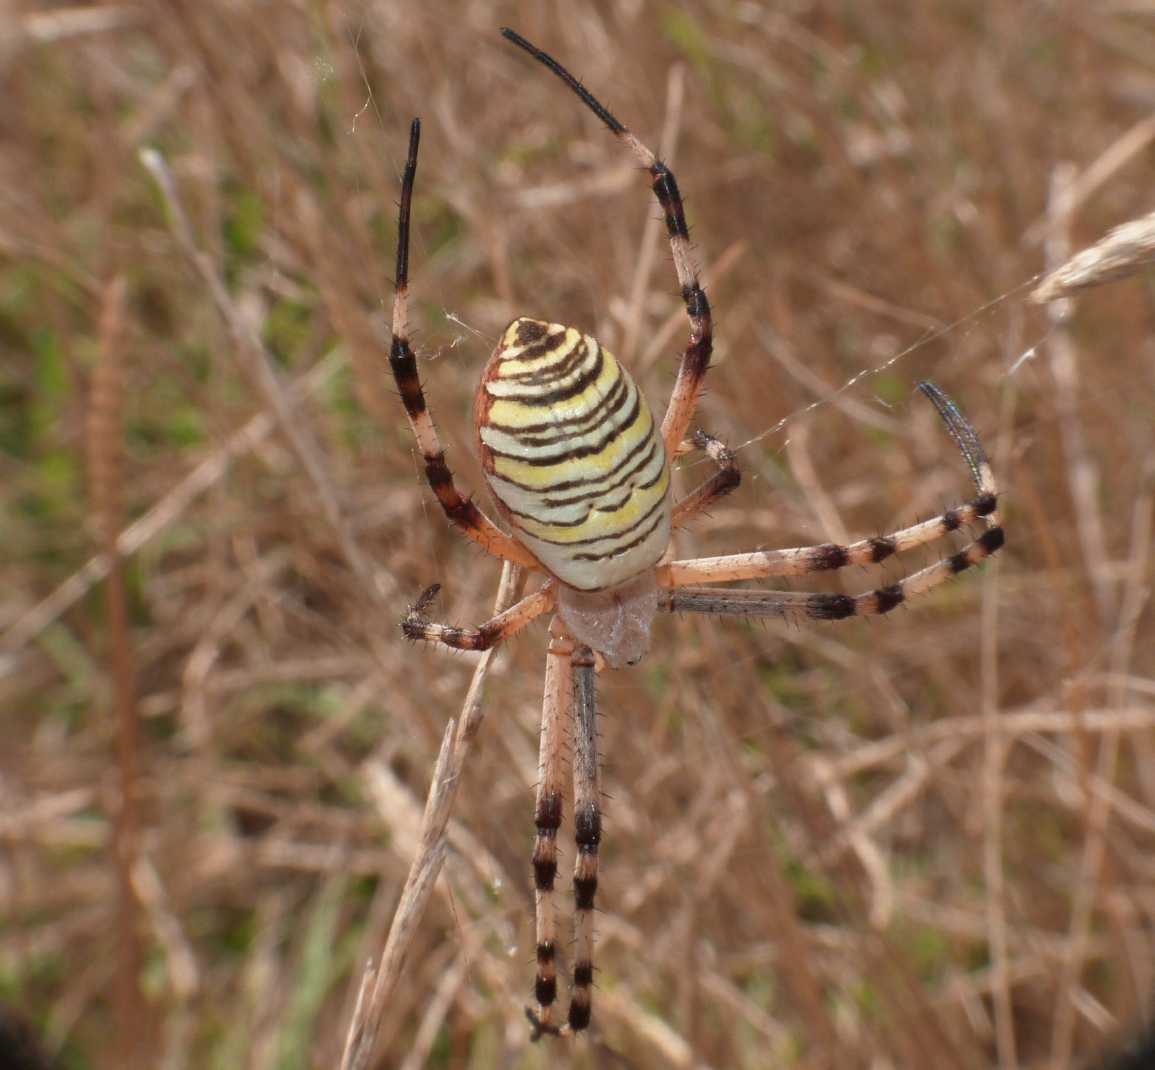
[3,3,1155,1068]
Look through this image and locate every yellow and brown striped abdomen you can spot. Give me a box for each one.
[476,318,671,592]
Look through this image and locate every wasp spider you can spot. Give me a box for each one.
[388,28,1005,1039]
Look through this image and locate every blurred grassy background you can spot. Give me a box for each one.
[3,2,1155,1067]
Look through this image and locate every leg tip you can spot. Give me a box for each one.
[525,1006,563,1042]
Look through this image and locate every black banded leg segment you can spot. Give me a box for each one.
[402,584,555,651]
[663,526,1004,622]
[664,490,1000,585]
[388,118,537,569]
[663,382,1003,587]
[567,644,600,1034]
[500,28,713,458]
[527,620,573,1040]
[672,429,741,527]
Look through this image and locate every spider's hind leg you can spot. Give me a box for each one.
[526,618,573,1039]
[525,631,602,1040]
[566,642,601,1034]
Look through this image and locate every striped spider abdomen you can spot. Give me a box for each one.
[476,317,672,594]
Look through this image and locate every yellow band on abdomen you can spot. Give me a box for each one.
[477,318,671,591]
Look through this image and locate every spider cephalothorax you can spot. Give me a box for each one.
[388,28,1004,1038]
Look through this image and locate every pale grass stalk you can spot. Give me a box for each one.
[1025,114,1155,246]
[86,274,145,1060]
[1051,476,1152,1067]
[1041,163,1114,622]
[816,739,968,865]
[1024,734,1155,840]
[0,788,93,835]
[595,988,714,1070]
[699,972,792,1050]
[513,162,636,209]
[801,267,944,332]
[396,955,468,1070]
[340,721,455,1070]
[179,548,293,747]
[785,421,850,545]
[983,379,1017,1069]
[21,4,142,41]
[131,855,199,1001]
[340,562,522,1069]
[138,148,377,594]
[829,707,1155,780]
[755,720,862,1065]
[298,190,395,429]
[1032,207,1155,303]
[0,351,344,655]
[810,754,894,928]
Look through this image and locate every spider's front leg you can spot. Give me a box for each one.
[501,28,712,458]
[387,117,538,571]
[401,583,555,651]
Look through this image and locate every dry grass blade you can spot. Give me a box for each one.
[1032,208,1155,303]
[84,275,145,1059]
[1052,472,1153,1066]
[1039,164,1114,623]
[138,148,377,596]
[0,351,344,655]
[340,563,522,1068]
[20,4,143,43]
[340,720,455,1070]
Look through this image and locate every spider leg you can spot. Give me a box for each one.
[672,429,741,528]
[389,118,538,569]
[662,493,998,585]
[401,583,555,651]
[660,381,1001,586]
[526,619,573,1040]
[663,525,1004,622]
[501,29,712,460]
[566,642,600,1034]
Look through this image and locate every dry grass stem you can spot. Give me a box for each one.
[340,563,521,1069]
[1032,208,1155,303]
[983,382,1017,1068]
[1052,475,1154,1065]
[340,719,455,1070]
[85,274,146,1058]
[1040,164,1114,622]
[138,148,377,595]
[0,351,344,656]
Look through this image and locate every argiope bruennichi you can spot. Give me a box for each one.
[387,27,1004,1039]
